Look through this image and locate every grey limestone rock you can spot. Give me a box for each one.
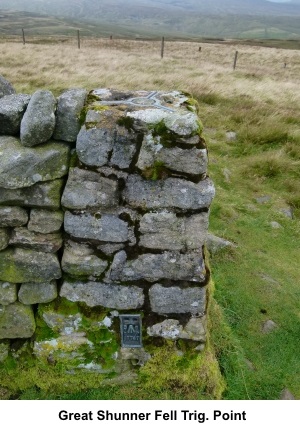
[0,302,36,339]
[147,319,182,340]
[139,212,183,251]
[60,280,144,309]
[0,228,10,251]
[64,211,129,243]
[206,233,236,254]
[20,90,56,147]
[137,132,207,176]
[97,243,125,256]
[33,334,92,362]
[147,317,206,341]
[0,75,16,98]
[0,136,70,189]
[123,175,215,211]
[76,126,114,167]
[278,207,293,219]
[0,178,64,209]
[262,319,278,334]
[0,206,28,227]
[180,317,206,342]
[0,94,30,135]
[0,247,61,283]
[127,109,200,137]
[280,389,295,400]
[149,284,206,315]
[226,131,237,142]
[139,211,208,251]
[109,125,137,169]
[61,167,119,211]
[62,241,108,278]
[110,250,206,283]
[9,227,63,253]
[270,221,282,229]
[18,281,58,304]
[0,282,17,305]
[164,111,200,137]
[28,209,63,233]
[54,88,87,142]
[41,311,83,335]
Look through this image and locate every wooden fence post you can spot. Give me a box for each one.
[77,30,81,49]
[22,28,26,45]
[233,50,238,70]
[161,36,165,59]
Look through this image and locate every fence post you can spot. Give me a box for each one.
[77,30,81,49]
[22,28,26,45]
[161,36,165,59]
[233,50,238,70]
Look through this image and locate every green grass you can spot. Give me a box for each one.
[200,92,300,399]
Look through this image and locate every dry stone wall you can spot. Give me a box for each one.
[0,84,215,377]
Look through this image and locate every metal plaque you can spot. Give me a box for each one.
[120,315,142,348]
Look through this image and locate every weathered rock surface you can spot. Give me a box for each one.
[20,90,56,147]
[54,88,87,142]
[60,280,144,309]
[9,227,63,253]
[18,281,58,304]
[0,94,30,135]
[270,221,282,229]
[62,241,108,278]
[0,302,35,339]
[61,168,119,211]
[147,319,182,340]
[0,75,16,98]
[262,319,278,334]
[139,212,208,251]
[137,132,207,176]
[280,389,295,400]
[0,136,69,189]
[76,126,114,167]
[0,282,17,305]
[206,233,236,254]
[278,207,293,219]
[109,126,137,169]
[0,247,61,283]
[41,310,82,335]
[0,228,10,251]
[0,206,28,227]
[127,109,200,137]
[97,243,125,256]
[110,250,206,283]
[33,334,92,362]
[147,317,206,341]
[123,175,215,211]
[149,284,206,315]
[0,179,64,209]
[181,317,206,341]
[64,211,129,243]
[28,209,63,233]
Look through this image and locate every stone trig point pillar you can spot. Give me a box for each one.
[0,86,215,380]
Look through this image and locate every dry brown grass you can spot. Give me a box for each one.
[0,37,299,110]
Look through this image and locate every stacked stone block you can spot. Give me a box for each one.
[0,84,214,376]
[0,87,87,340]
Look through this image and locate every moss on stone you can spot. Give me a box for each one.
[117,116,135,131]
[142,160,169,181]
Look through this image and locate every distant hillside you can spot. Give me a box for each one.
[1,0,300,40]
